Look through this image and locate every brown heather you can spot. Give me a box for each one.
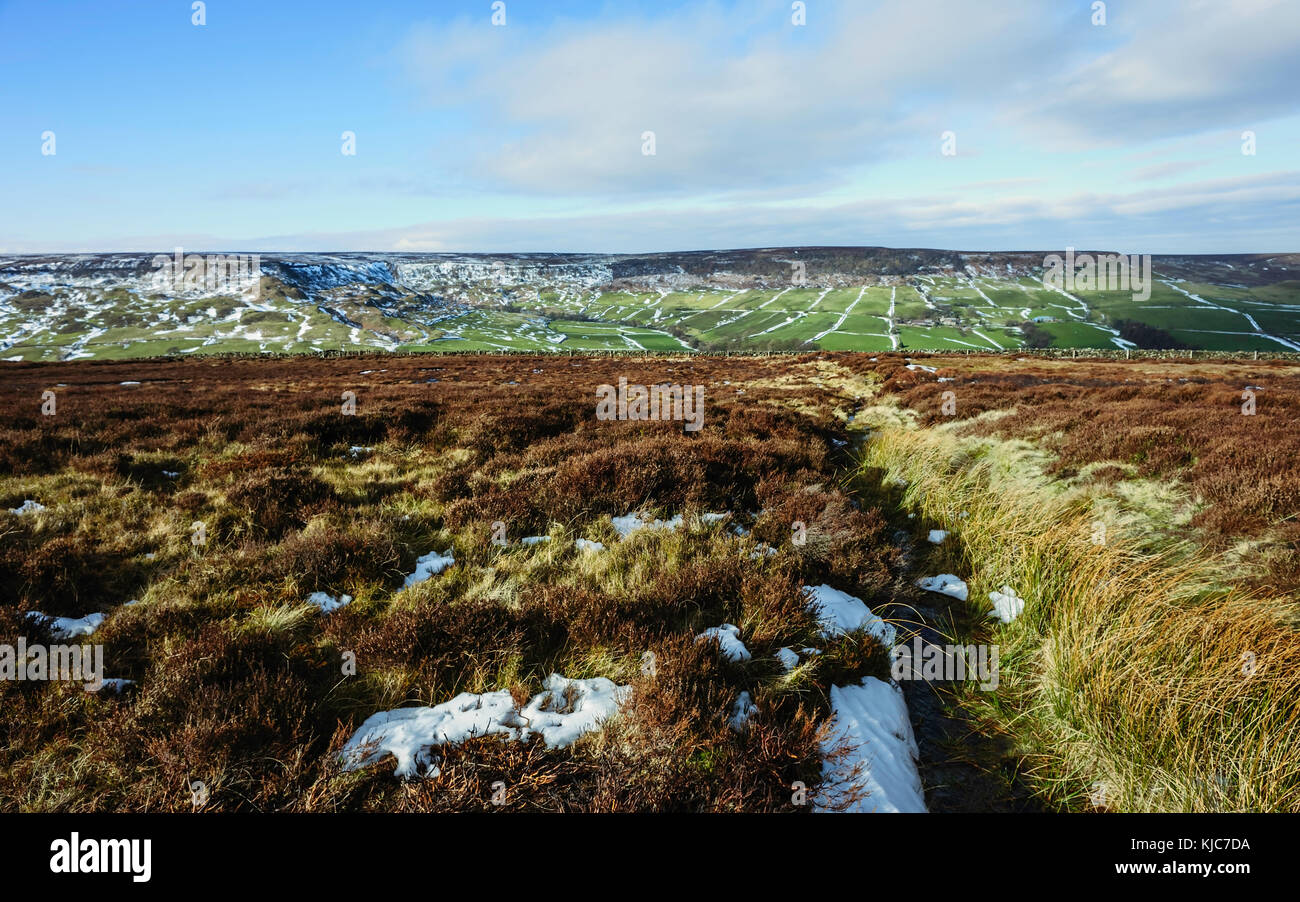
[0,353,888,811]
[1,350,1297,811]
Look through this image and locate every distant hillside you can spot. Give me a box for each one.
[2,248,1297,359]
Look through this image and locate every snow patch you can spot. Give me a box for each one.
[93,678,135,694]
[611,512,683,538]
[26,611,105,639]
[695,623,752,662]
[611,511,729,539]
[988,585,1025,624]
[307,591,353,613]
[917,574,968,601]
[729,691,758,731]
[816,677,926,813]
[340,674,630,778]
[404,549,455,587]
[805,584,896,647]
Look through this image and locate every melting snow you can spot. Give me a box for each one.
[729,691,758,731]
[988,585,1025,623]
[26,611,105,639]
[927,529,948,544]
[775,647,800,671]
[404,549,455,587]
[8,500,46,515]
[92,678,135,694]
[611,512,684,538]
[340,674,630,778]
[611,511,728,539]
[816,677,926,813]
[307,591,353,613]
[695,623,752,662]
[574,538,605,552]
[521,535,551,546]
[805,584,896,647]
[916,574,968,602]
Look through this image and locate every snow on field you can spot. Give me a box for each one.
[307,591,353,613]
[805,584,896,647]
[611,512,684,538]
[1163,280,1300,351]
[905,363,937,374]
[988,585,1025,623]
[729,691,758,731]
[521,535,551,546]
[811,285,866,341]
[775,647,800,670]
[574,538,605,552]
[340,674,630,778]
[92,678,135,694]
[695,623,752,661]
[403,549,455,587]
[916,574,968,601]
[927,529,948,544]
[886,287,899,349]
[8,500,46,515]
[753,312,806,337]
[816,676,926,813]
[26,611,105,639]
[611,511,728,539]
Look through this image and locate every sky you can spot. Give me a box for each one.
[1,0,1298,254]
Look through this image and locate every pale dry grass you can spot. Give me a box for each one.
[862,422,1300,811]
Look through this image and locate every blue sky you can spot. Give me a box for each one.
[2,0,1298,253]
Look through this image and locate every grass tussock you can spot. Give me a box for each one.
[861,422,1300,811]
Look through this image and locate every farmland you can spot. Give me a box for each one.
[3,249,1299,361]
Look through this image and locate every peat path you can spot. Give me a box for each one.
[846,422,1045,812]
[881,538,1045,812]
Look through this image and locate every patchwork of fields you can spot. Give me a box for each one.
[3,251,1298,359]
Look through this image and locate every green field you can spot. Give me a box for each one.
[4,267,1298,359]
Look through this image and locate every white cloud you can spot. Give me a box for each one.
[1005,0,1300,148]
[396,0,1057,197]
